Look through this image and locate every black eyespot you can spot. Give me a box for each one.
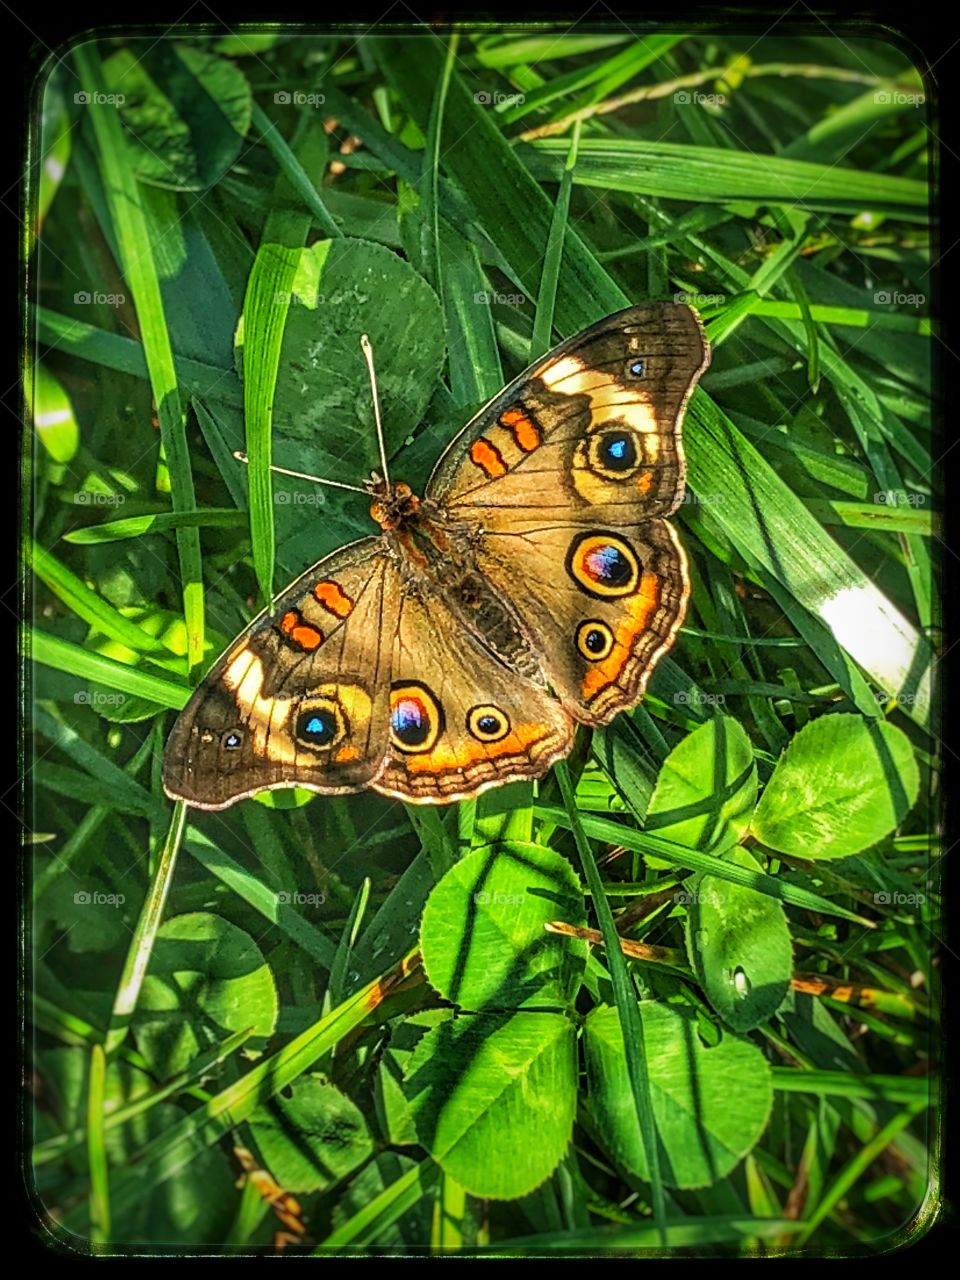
[567,533,641,599]
[391,696,431,747]
[467,705,510,742]
[390,683,443,754]
[599,431,637,472]
[296,707,338,747]
[576,620,615,661]
[628,358,646,378]
[221,729,243,750]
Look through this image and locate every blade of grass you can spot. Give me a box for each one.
[61,949,422,1233]
[530,119,581,361]
[35,307,243,407]
[535,804,875,926]
[86,1044,110,1248]
[64,508,246,544]
[104,800,187,1057]
[184,826,338,969]
[240,121,330,607]
[795,1101,927,1244]
[73,43,205,680]
[319,1159,441,1250]
[556,760,667,1246]
[251,102,342,240]
[28,629,189,708]
[34,1027,256,1167]
[29,540,167,654]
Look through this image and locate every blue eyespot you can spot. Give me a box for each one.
[629,359,646,377]
[297,706,338,747]
[391,696,430,747]
[599,431,637,471]
[585,544,632,587]
[478,715,498,734]
[222,730,242,750]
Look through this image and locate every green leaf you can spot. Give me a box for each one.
[133,912,278,1079]
[420,841,587,1011]
[249,1076,373,1193]
[585,1002,773,1188]
[686,846,793,1032]
[646,715,758,856]
[404,1011,577,1200]
[102,43,252,191]
[258,237,445,477]
[752,714,921,858]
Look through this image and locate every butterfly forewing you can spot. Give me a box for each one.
[428,302,709,524]
[163,539,400,810]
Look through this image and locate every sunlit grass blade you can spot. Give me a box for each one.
[28,629,189,708]
[72,43,205,680]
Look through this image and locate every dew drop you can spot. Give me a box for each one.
[732,966,752,999]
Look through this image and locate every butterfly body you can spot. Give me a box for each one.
[164,303,710,809]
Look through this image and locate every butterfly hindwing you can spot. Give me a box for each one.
[371,587,573,804]
[475,518,689,726]
[163,539,400,810]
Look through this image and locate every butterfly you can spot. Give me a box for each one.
[163,302,710,809]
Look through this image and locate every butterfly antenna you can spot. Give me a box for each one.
[232,452,368,495]
[360,333,391,495]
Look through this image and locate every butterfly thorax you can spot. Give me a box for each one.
[369,480,542,681]
[368,479,421,531]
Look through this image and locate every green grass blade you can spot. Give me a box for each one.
[72,43,205,679]
[556,761,667,1246]
[28,629,189,708]
[104,800,187,1057]
[86,1044,111,1248]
